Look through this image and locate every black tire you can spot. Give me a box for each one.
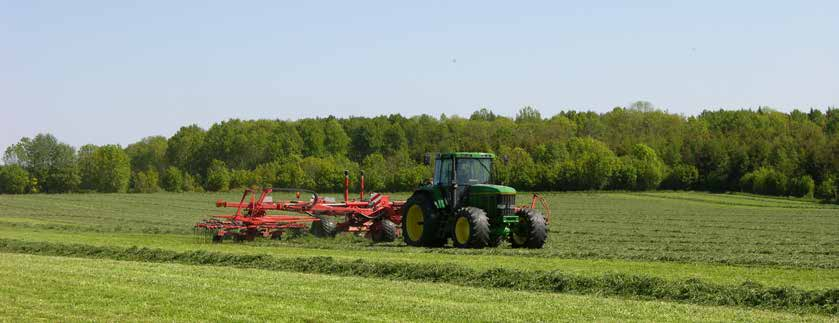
[211,231,223,243]
[487,234,503,248]
[244,228,258,241]
[270,231,283,240]
[451,207,490,249]
[287,228,304,238]
[371,219,397,243]
[309,214,337,238]
[402,193,445,247]
[511,208,547,249]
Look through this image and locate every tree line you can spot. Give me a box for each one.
[1,103,838,201]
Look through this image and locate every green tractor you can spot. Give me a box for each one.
[402,152,548,249]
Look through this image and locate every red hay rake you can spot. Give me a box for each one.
[194,171,405,243]
[527,193,552,225]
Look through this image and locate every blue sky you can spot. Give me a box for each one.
[2,1,838,151]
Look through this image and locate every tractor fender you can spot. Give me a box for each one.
[411,187,447,210]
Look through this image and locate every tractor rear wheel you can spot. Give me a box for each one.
[371,219,397,243]
[309,214,337,238]
[511,208,547,249]
[402,194,445,247]
[451,207,490,249]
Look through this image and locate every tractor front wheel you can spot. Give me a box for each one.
[511,208,547,249]
[451,207,490,249]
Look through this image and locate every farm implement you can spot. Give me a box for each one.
[196,152,552,248]
[195,171,405,243]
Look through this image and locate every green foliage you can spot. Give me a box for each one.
[77,144,98,190]
[125,136,168,173]
[199,120,303,172]
[609,158,638,189]
[789,175,815,198]
[297,119,326,157]
[165,125,206,174]
[323,118,350,156]
[470,108,498,121]
[628,100,656,112]
[383,124,407,154]
[629,144,665,190]
[3,134,80,193]
[0,165,30,194]
[663,164,699,190]
[349,120,386,161]
[182,173,202,192]
[5,106,839,200]
[390,164,430,191]
[815,177,837,201]
[742,167,788,196]
[254,156,306,188]
[91,145,131,193]
[229,169,259,189]
[205,160,230,192]
[131,169,160,193]
[356,152,429,192]
[515,106,542,123]
[559,137,617,190]
[361,153,387,191]
[161,167,184,192]
[496,146,537,189]
[299,156,358,192]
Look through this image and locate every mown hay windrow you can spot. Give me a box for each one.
[0,238,836,315]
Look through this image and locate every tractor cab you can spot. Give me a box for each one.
[432,152,497,210]
[433,153,493,187]
[403,152,547,249]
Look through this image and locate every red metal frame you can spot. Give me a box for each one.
[524,193,551,225]
[195,172,404,242]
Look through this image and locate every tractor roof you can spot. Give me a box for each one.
[437,152,495,159]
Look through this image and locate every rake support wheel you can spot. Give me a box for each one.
[371,219,397,243]
[309,214,337,238]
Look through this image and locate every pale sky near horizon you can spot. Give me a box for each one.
[2,1,838,152]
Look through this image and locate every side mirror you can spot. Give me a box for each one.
[423,153,431,165]
[502,155,509,165]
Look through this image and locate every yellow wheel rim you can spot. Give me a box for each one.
[406,205,424,241]
[455,217,470,244]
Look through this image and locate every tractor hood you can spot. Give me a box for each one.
[468,184,516,195]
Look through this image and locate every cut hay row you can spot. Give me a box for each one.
[1,238,836,315]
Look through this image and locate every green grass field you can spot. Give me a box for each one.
[0,191,837,321]
[0,253,829,322]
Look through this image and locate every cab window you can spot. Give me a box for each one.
[434,158,452,185]
[455,158,492,185]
